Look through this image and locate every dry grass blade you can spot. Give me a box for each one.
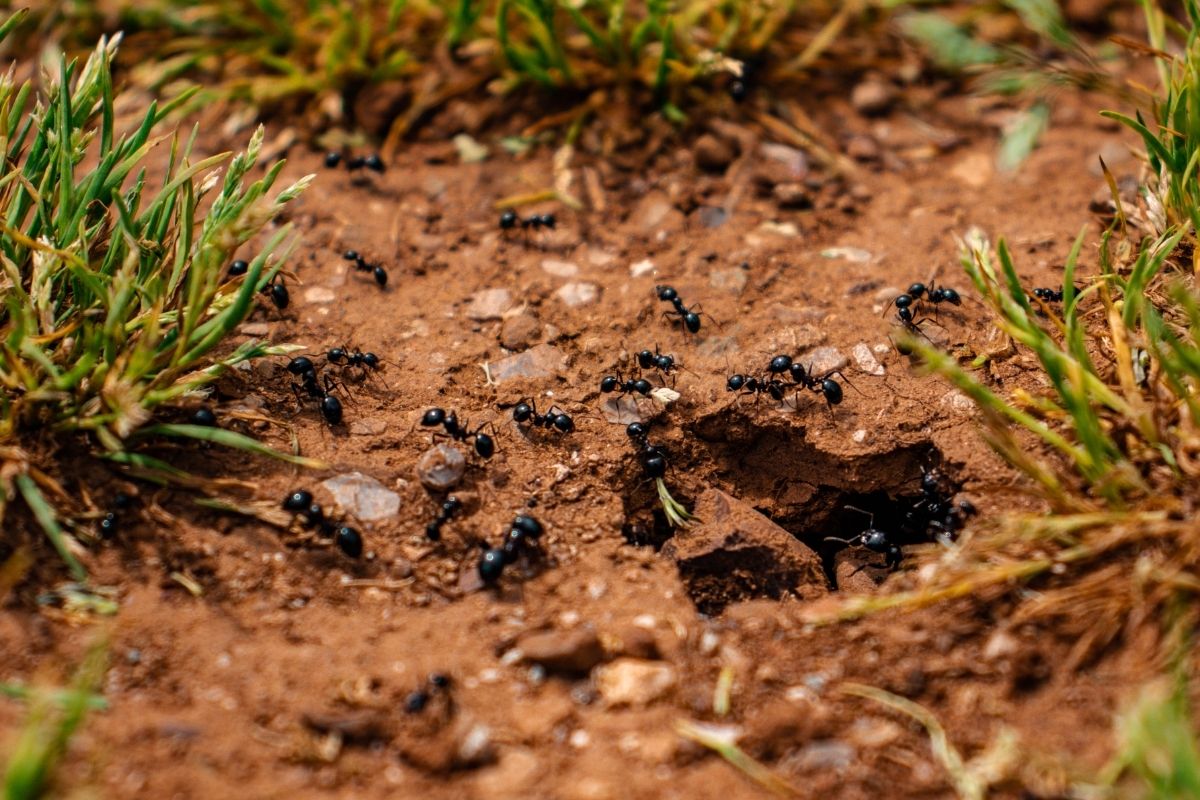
[674,719,799,797]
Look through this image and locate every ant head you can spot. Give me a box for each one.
[898,307,913,322]
[327,348,345,362]
[421,407,446,427]
[907,282,926,298]
[513,402,533,422]
[344,250,359,262]
[228,259,249,277]
[727,374,746,392]
[768,354,793,374]
[539,213,556,228]
[324,152,342,168]
[788,363,808,383]
[655,285,678,302]
[655,354,674,369]
[600,376,619,393]
[684,312,701,333]
[283,490,313,512]
[921,468,941,494]
[267,281,289,309]
[513,514,544,539]
[499,210,518,229]
[861,529,889,552]
[191,407,217,427]
[626,421,648,439]
[444,496,463,513]
[364,154,385,173]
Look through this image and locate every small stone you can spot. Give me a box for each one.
[709,267,747,295]
[755,221,799,238]
[350,419,388,436]
[791,740,855,771]
[940,390,976,415]
[555,282,599,308]
[845,134,880,162]
[950,151,993,188]
[456,723,494,767]
[851,343,885,376]
[758,143,809,182]
[304,286,336,304]
[588,250,617,267]
[416,444,466,491]
[594,659,677,708]
[984,629,1020,661]
[491,344,568,383]
[500,315,540,352]
[632,192,676,231]
[467,288,513,321]
[772,182,811,208]
[239,322,271,336]
[541,259,579,278]
[321,472,400,521]
[517,628,605,674]
[851,79,896,116]
[696,206,728,229]
[694,133,736,172]
[629,259,655,278]
[821,247,873,263]
[804,347,848,375]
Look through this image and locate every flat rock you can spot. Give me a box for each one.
[852,343,885,376]
[803,346,849,375]
[852,79,896,116]
[709,268,747,295]
[321,472,400,521]
[491,344,567,383]
[350,418,388,436]
[517,628,605,674]
[541,259,579,278]
[304,286,336,304]
[758,143,809,184]
[467,288,513,321]
[416,444,466,491]
[601,396,642,424]
[594,659,677,708]
[629,259,655,278]
[555,282,599,308]
[662,489,826,613]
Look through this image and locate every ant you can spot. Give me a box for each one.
[726,373,789,402]
[96,492,133,540]
[654,285,707,335]
[228,259,249,277]
[262,275,289,310]
[281,489,363,557]
[824,506,902,572]
[290,362,347,425]
[636,346,682,384]
[626,422,669,478]
[1031,287,1064,303]
[420,408,495,459]
[425,496,462,542]
[779,357,856,412]
[328,346,382,374]
[343,250,388,288]
[499,210,556,231]
[600,373,652,399]
[405,672,453,714]
[512,398,574,433]
[324,152,385,174]
[501,514,544,565]
[191,406,217,427]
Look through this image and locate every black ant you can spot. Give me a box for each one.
[778,357,856,411]
[405,672,453,714]
[726,373,788,402]
[328,346,382,373]
[600,373,653,399]
[626,422,669,478]
[501,514,544,565]
[425,496,462,542]
[420,408,495,459]
[654,285,706,335]
[290,362,347,425]
[262,275,289,310]
[191,406,217,427]
[324,152,385,174]
[512,398,574,433]
[281,489,363,557]
[228,259,249,277]
[343,250,388,288]
[913,467,977,541]
[824,506,902,572]
[636,346,682,384]
[1031,287,1064,303]
[499,210,556,231]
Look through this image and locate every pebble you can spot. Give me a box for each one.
[555,282,599,308]
[821,247,872,263]
[852,343,885,376]
[772,182,812,208]
[304,286,336,304]
[588,250,617,267]
[238,322,271,336]
[696,206,728,229]
[851,78,896,116]
[845,134,880,162]
[594,659,677,708]
[804,346,849,375]
[500,314,540,352]
[350,419,388,436]
[491,344,567,383]
[940,390,976,415]
[709,267,747,295]
[601,397,642,424]
[950,151,993,188]
[541,259,579,278]
[758,143,808,182]
[629,259,655,278]
[466,288,513,321]
[755,221,799,238]
[320,472,400,521]
[694,133,737,172]
[632,192,680,232]
[456,723,495,767]
[415,444,466,491]
[517,628,605,674]
[791,740,855,771]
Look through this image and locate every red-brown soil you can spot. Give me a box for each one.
[1,75,1158,798]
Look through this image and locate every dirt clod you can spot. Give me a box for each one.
[416,444,467,491]
[594,658,677,708]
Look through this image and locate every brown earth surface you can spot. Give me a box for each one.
[0,74,1160,799]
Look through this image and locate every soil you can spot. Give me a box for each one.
[0,69,1161,799]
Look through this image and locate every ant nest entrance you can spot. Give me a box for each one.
[621,423,975,614]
